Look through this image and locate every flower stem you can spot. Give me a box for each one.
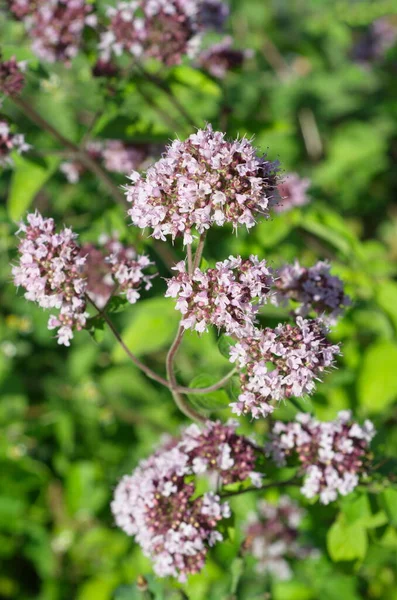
[192,233,206,270]
[166,325,206,422]
[186,244,193,274]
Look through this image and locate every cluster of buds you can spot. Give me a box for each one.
[9,0,97,64]
[165,255,274,336]
[112,420,261,581]
[99,0,228,66]
[126,125,280,244]
[266,411,375,504]
[244,496,315,580]
[229,318,340,419]
[60,140,156,183]
[197,37,251,79]
[0,120,30,167]
[273,173,311,213]
[0,55,26,96]
[12,212,154,344]
[12,211,88,346]
[273,260,351,321]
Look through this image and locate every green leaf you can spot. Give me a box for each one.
[112,298,179,359]
[217,334,235,359]
[327,513,368,562]
[340,493,387,529]
[86,315,105,344]
[357,340,397,412]
[8,155,60,221]
[188,374,230,410]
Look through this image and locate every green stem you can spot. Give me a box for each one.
[166,325,206,422]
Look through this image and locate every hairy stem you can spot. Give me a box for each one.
[220,478,299,499]
[166,325,205,422]
[11,95,126,206]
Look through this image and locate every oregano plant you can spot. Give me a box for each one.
[2,1,396,597]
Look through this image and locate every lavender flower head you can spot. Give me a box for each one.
[166,255,274,336]
[273,173,311,213]
[0,55,26,96]
[273,260,351,321]
[112,420,261,581]
[126,125,280,244]
[12,211,88,346]
[267,411,375,504]
[244,496,314,580]
[197,37,252,79]
[229,318,340,419]
[0,120,30,167]
[10,0,97,64]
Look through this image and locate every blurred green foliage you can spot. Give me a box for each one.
[1,0,397,598]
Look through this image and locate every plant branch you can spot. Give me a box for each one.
[220,478,299,499]
[166,325,206,422]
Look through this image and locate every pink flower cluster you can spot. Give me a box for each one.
[12,212,154,344]
[0,120,30,167]
[197,37,251,79]
[229,318,340,419]
[126,125,280,244]
[12,211,88,346]
[165,255,274,336]
[100,0,228,66]
[10,0,96,64]
[267,411,375,504]
[273,173,311,213]
[244,496,314,580]
[0,55,26,96]
[273,260,351,321]
[112,420,261,581]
